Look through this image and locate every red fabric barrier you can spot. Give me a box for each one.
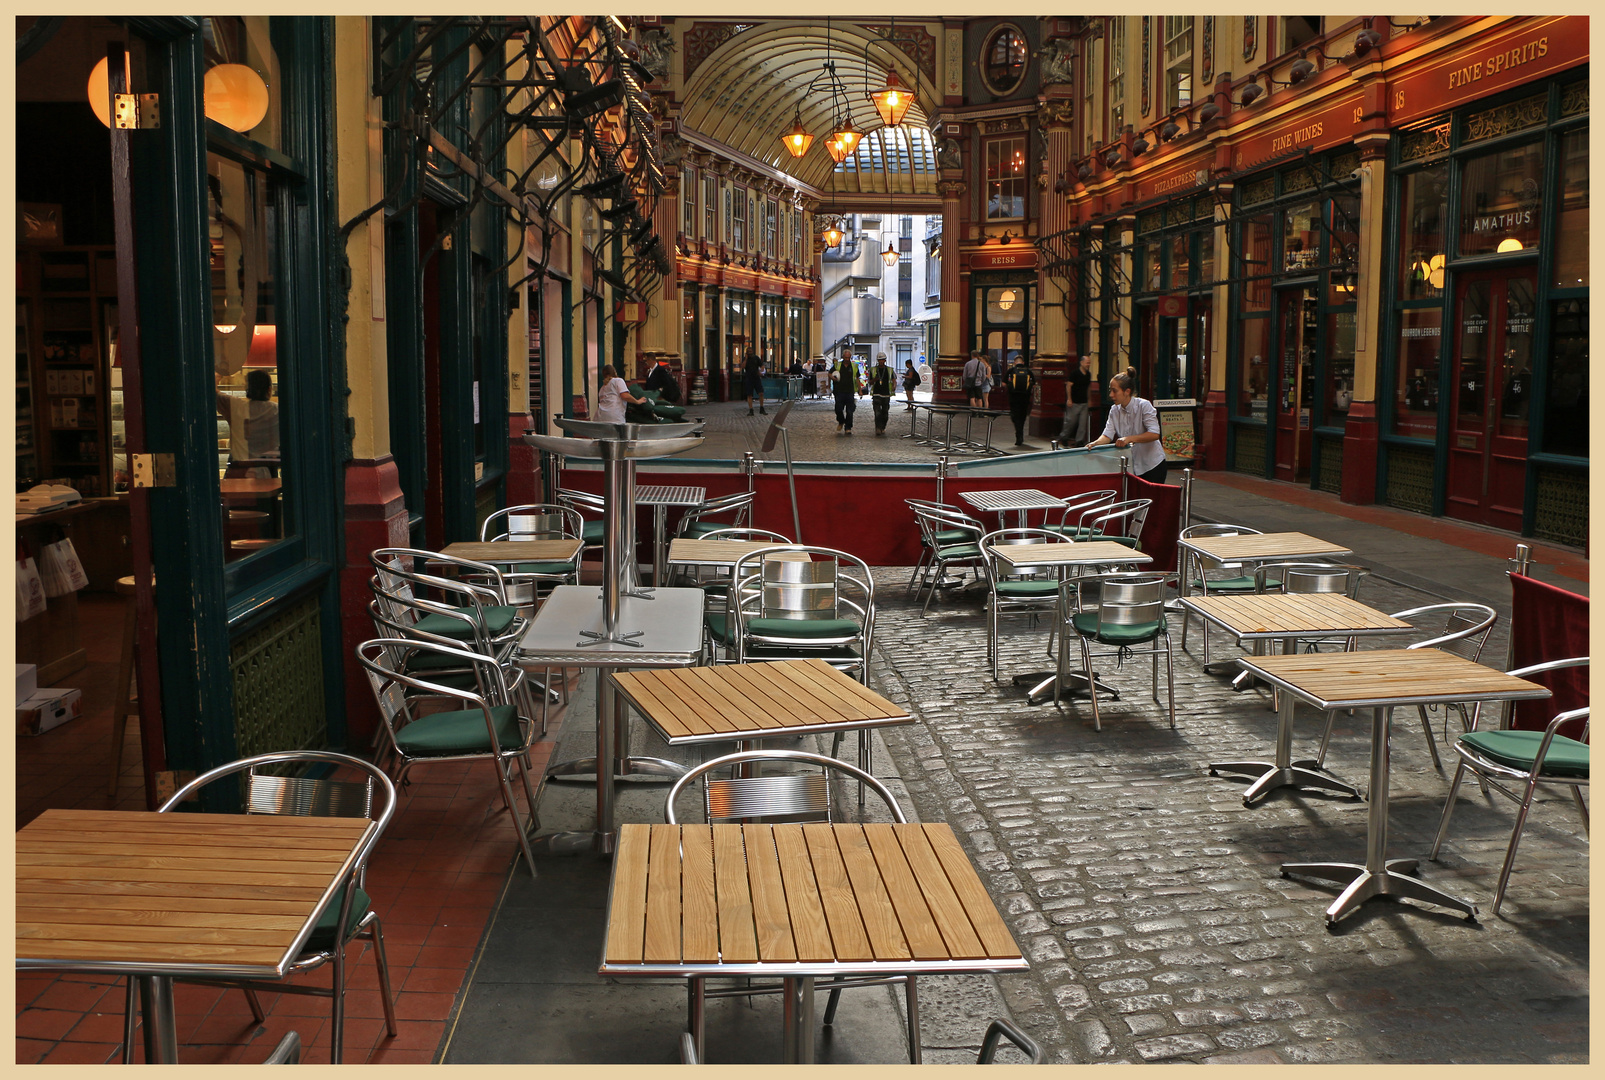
[1508,573,1590,739]
[561,466,1183,570]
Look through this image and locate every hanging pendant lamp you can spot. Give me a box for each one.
[871,67,912,127]
[779,107,813,158]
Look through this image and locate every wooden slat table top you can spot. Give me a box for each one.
[1181,593,1412,638]
[1178,531,1351,562]
[611,658,913,745]
[602,823,1026,975]
[666,539,812,567]
[1238,648,1553,711]
[17,809,371,975]
[218,478,283,496]
[987,540,1152,568]
[958,489,1066,513]
[636,485,706,506]
[438,539,583,564]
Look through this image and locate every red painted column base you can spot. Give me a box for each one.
[340,457,409,749]
[1200,390,1229,471]
[1341,401,1380,505]
[507,413,539,503]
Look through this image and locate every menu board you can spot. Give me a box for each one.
[1153,398,1197,461]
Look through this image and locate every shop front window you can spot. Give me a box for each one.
[1170,233,1191,289]
[1393,307,1443,439]
[1240,213,1273,311]
[1458,142,1543,257]
[1282,201,1320,272]
[1321,310,1355,425]
[1238,317,1270,416]
[209,151,288,563]
[1553,127,1588,288]
[1542,298,1587,457]
[1143,244,1162,291]
[1399,166,1448,300]
[1197,228,1214,285]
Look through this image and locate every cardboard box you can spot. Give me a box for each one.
[16,664,38,703]
[17,687,82,737]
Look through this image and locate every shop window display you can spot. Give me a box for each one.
[1457,142,1543,257]
[1552,127,1587,288]
[1393,308,1442,440]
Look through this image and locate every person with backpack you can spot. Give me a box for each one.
[831,347,861,434]
[902,358,921,409]
[742,351,767,416]
[868,353,895,435]
[962,350,990,408]
[1005,354,1036,447]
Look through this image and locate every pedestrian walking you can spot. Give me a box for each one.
[962,350,990,408]
[742,351,767,415]
[1005,354,1036,447]
[1058,355,1091,446]
[869,353,895,435]
[832,347,860,434]
[902,359,921,409]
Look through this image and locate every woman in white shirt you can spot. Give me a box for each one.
[1085,366,1167,484]
[595,364,646,424]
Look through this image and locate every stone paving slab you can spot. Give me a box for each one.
[868,557,1588,1064]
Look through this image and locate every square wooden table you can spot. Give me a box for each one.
[16,808,373,1063]
[959,488,1067,529]
[637,485,707,586]
[1177,530,1352,569]
[1235,649,1550,926]
[982,541,1153,704]
[601,822,1027,1063]
[439,539,584,565]
[1180,593,1414,805]
[665,538,809,569]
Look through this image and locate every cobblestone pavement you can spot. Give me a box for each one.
[863,561,1588,1064]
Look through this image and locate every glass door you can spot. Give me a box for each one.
[1273,285,1316,481]
[1445,267,1535,531]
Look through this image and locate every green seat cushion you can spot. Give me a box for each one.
[414,605,519,639]
[307,884,371,950]
[1071,611,1167,645]
[996,579,1061,597]
[744,644,862,663]
[402,649,470,672]
[581,520,604,544]
[511,561,579,576]
[394,703,524,756]
[1195,575,1262,592]
[934,527,977,544]
[1461,729,1590,779]
[702,582,730,598]
[683,521,732,538]
[935,543,981,560]
[405,666,479,692]
[747,617,860,640]
[705,611,734,644]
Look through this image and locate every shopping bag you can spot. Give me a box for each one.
[51,539,90,592]
[17,556,47,621]
[36,543,70,597]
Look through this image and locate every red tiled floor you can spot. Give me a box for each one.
[16,661,576,1065]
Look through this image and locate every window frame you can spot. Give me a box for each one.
[1163,16,1193,111]
[984,135,1027,222]
[980,23,1030,97]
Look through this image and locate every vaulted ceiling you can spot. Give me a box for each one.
[678,21,941,196]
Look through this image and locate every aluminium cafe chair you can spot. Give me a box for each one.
[119,751,398,1065]
[911,504,987,613]
[557,487,607,566]
[479,503,585,606]
[1042,489,1118,537]
[665,748,921,1065]
[1430,656,1590,916]
[1056,572,1177,732]
[676,489,756,539]
[979,528,1073,681]
[1314,602,1498,772]
[904,499,982,600]
[677,524,792,591]
[357,638,543,878]
[1177,523,1266,660]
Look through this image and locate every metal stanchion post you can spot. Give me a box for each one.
[1180,467,1193,530]
[1119,454,1130,501]
[742,451,756,494]
[1498,542,1535,728]
[935,454,950,506]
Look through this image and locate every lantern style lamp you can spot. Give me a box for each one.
[203,63,271,132]
[828,117,862,160]
[881,240,899,266]
[86,54,130,127]
[779,108,813,158]
[822,220,844,248]
[871,67,913,127]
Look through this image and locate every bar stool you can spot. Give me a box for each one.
[108,576,142,797]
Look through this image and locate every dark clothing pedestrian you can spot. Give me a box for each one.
[832,359,860,432]
[868,360,895,434]
[1006,361,1035,446]
[1059,361,1092,444]
[742,352,766,414]
[644,362,678,402]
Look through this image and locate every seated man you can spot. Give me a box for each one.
[215,369,280,478]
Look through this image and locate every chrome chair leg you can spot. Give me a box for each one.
[904,977,922,1064]
[366,915,399,1037]
[1429,760,1469,861]
[1416,705,1444,770]
[1492,773,1545,916]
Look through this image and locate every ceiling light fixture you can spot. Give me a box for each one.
[868,17,912,128]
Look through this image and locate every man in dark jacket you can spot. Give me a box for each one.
[743,351,766,416]
[1005,354,1036,447]
[868,352,895,435]
[831,347,860,434]
[644,359,679,403]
